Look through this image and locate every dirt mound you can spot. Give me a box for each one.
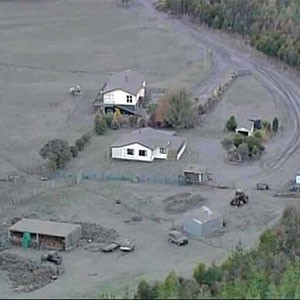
[78,222,119,245]
[163,193,206,214]
[0,252,57,293]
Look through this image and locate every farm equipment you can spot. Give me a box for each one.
[230,189,249,207]
[41,250,62,265]
[69,85,81,96]
[256,183,269,190]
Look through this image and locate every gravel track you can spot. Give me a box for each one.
[138,0,300,177]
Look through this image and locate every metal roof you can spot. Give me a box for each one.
[9,218,82,238]
[184,206,222,223]
[102,69,145,95]
[183,164,207,174]
[110,127,185,152]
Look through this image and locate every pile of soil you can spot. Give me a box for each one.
[0,252,57,293]
[78,222,119,244]
[163,193,206,214]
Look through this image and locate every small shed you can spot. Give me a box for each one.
[182,206,223,237]
[8,218,82,251]
[183,164,210,184]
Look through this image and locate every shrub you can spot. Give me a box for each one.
[94,113,107,135]
[237,142,249,161]
[111,115,121,130]
[103,113,113,129]
[113,108,123,125]
[272,117,279,133]
[138,118,146,128]
[225,116,237,132]
[81,132,91,143]
[129,115,138,128]
[233,133,245,148]
[75,138,85,151]
[253,130,262,139]
[193,263,207,286]
[221,137,234,151]
[70,145,79,157]
[39,139,71,170]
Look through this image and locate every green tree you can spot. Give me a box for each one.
[193,263,207,286]
[114,108,123,126]
[111,114,121,130]
[159,271,180,299]
[272,117,279,133]
[233,133,245,148]
[225,116,238,132]
[94,113,107,135]
[134,280,152,299]
[39,139,71,170]
[165,89,196,129]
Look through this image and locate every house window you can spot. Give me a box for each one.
[126,95,133,103]
[127,149,134,155]
[139,150,147,157]
[160,147,167,154]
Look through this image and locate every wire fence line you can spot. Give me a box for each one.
[52,169,184,186]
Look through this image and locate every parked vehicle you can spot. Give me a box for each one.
[256,183,269,190]
[168,230,188,246]
[101,242,120,253]
[41,251,62,265]
[120,238,135,252]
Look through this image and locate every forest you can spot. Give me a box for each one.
[132,204,300,299]
[159,0,300,68]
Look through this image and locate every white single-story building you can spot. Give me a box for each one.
[235,118,262,136]
[182,164,211,184]
[110,127,186,162]
[182,206,224,237]
[94,69,146,115]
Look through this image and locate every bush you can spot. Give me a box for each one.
[75,138,85,151]
[272,117,279,133]
[39,139,71,170]
[81,132,91,143]
[225,116,237,132]
[221,137,234,151]
[70,145,79,157]
[138,118,146,128]
[111,115,121,130]
[129,115,138,128]
[114,108,123,125]
[233,133,245,148]
[193,263,207,286]
[94,113,107,135]
[103,113,113,129]
[237,142,249,161]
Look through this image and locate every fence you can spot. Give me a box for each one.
[52,169,182,186]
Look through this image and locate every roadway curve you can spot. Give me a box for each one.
[137,0,300,177]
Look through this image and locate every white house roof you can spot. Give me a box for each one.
[102,69,145,95]
[235,127,250,133]
[9,218,82,238]
[110,127,185,152]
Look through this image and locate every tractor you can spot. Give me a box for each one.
[230,189,249,207]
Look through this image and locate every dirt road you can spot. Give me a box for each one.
[138,0,300,179]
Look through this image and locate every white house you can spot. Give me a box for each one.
[110,127,186,162]
[95,69,146,115]
[235,118,262,136]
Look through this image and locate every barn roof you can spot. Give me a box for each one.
[110,127,185,151]
[9,218,81,238]
[102,69,145,95]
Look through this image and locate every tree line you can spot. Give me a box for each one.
[160,0,300,68]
